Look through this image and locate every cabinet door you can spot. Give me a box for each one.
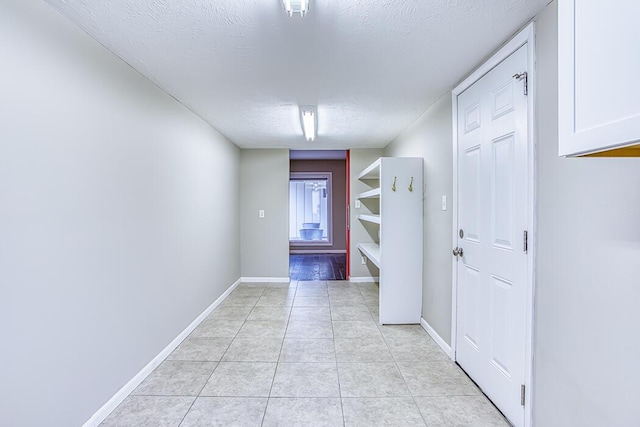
[558,0,640,156]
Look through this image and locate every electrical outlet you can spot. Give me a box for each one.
[355,200,361,209]
[441,195,447,211]
[361,256,367,265]
[259,209,265,218]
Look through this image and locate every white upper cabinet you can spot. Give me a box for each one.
[558,0,640,156]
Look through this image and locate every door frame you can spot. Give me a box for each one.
[345,150,351,279]
[450,23,536,427]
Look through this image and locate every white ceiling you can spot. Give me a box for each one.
[44,0,548,149]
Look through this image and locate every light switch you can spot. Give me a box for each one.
[259,209,265,218]
[441,196,447,211]
[355,200,361,209]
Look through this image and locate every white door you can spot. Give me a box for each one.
[455,44,529,426]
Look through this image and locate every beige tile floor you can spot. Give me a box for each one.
[101,281,509,426]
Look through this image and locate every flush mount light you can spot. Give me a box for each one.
[300,106,316,141]
[283,0,310,17]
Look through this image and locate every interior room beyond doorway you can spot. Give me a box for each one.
[289,254,347,281]
[289,150,348,281]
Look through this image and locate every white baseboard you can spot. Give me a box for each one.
[83,278,241,427]
[420,317,454,360]
[349,276,380,283]
[240,277,290,283]
[289,250,347,254]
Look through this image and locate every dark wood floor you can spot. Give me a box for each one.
[289,254,347,281]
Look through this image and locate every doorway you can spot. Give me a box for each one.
[452,25,535,427]
[289,150,348,281]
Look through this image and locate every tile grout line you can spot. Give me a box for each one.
[261,280,297,426]
[338,281,372,424]
[355,281,429,426]
[376,318,430,426]
[328,282,347,427]
[128,392,476,399]
[177,282,267,427]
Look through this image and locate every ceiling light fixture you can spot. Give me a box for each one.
[300,106,316,141]
[283,0,310,17]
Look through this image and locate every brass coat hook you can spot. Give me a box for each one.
[392,176,397,192]
[408,177,414,192]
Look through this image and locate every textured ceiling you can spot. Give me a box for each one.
[43,0,548,149]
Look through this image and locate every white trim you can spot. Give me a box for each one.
[453,24,531,96]
[289,241,334,246]
[420,318,453,360]
[289,249,347,254]
[451,86,460,362]
[524,21,537,427]
[240,276,290,283]
[451,22,536,427]
[82,278,242,427]
[348,276,379,283]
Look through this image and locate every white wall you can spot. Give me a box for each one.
[0,1,240,426]
[384,95,453,343]
[240,149,290,278]
[533,2,640,425]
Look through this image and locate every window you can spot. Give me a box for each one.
[289,172,332,245]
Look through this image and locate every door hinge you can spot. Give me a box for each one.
[521,384,526,406]
[346,204,350,230]
[523,230,528,253]
[513,71,528,96]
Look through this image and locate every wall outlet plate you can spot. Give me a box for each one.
[355,200,361,209]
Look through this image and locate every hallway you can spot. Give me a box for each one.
[102,281,507,426]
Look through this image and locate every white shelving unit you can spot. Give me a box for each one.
[355,157,423,325]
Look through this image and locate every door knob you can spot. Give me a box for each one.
[452,247,464,257]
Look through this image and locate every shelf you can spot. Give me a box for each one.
[357,159,381,180]
[358,214,381,224]
[357,242,381,268]
[356,188,381,199]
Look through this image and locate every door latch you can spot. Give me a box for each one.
[513,71,528,96]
